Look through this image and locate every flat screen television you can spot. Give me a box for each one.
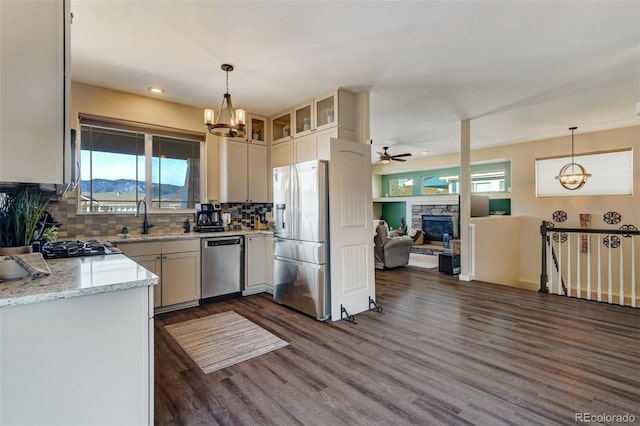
[422,215,458,245]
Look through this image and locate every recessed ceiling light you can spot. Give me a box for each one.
[421,150,429,155]
[148,86,164,94]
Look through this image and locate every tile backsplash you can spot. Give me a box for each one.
[47,189,272,238]
[222,202,272,229]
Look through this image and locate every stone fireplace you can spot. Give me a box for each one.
[410,203,459,231]
[408,202,458,254]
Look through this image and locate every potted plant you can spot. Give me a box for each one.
[0,186,50,255]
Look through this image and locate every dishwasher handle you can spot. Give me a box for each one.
[204,238,243,248]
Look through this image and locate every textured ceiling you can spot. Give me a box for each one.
[70,1,640,162]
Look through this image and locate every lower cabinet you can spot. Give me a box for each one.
[131,254,162,307]
[244,234,274,295]
[117,239,201,312]
[117,235,275,304]
[161,251,200,306]
[0,286,153,425]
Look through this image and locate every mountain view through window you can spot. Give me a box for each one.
[80,125,201,213]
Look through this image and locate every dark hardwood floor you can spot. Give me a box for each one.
[154,266,640,425]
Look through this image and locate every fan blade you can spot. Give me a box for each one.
[376,151,384,156]
[392,158,407,162]
[390,153,412,158]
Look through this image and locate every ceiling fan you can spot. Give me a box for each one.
[377,146,412,164]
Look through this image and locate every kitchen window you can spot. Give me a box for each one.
[79,115,205,213]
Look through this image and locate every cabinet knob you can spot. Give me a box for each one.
[163,256,167,259]
[156,256,161,260]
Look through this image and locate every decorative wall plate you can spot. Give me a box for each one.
[552,210,567,222]
[603,235,621,249]
[603,211,622,225]
[553,232,568,243]
[619,224,638,238]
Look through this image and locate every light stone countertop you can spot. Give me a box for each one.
[101,229,274,244]
[0,230,274,308]
[0,254,158,308]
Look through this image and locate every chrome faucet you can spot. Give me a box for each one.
[135,200,155,234]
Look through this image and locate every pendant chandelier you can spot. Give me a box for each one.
[204,64,246,138]
[555,126,591,190]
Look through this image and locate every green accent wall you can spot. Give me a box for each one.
[381,202,406,231]
[489,199,511,215]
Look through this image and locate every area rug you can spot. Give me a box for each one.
[165,310,288,374]
[408,253,439,269]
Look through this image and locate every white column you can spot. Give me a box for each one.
[459,119,472,281]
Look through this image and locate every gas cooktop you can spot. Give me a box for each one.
[42,240,121,259]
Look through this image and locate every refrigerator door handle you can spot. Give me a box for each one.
[274,255,303,266]
[276,203,286,229]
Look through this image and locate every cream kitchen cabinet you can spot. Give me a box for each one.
[271,139,294,168]
[0,0,70,184]
[116,239,201,313]
[244,234,274,296]
[161,250,200,306]
[314,127,356,160]
[293,100,314,138]
[219,137,269,202]
[271,109,293,144]
[292,89,356,138]
[276,88,357,166]
[248,143,269,202]
[247,113,268,145]
[131,254,162,307]
[294,134,316,163]
[293,127,356,164]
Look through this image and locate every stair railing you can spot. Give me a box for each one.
[539,221,639,307]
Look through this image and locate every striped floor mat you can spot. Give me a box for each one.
[165,310,288,374]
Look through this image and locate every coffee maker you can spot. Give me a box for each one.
[194,203,224,232]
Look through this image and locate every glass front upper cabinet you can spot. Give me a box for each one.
[248,114,267,145]
[292,91,338,137]
[271,109,292,144]
[314,92,337,131]
[293,101,312,137]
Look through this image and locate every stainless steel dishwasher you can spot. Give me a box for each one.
[201,236,244,299]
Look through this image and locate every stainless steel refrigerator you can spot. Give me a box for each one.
[273,159,330,320]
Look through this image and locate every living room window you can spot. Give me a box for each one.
[436,169,507,194]
[535,149,632,197]
[421,175,451,195]
[79,115,204,213]
[389,177,414,196]
[384,161,511,197]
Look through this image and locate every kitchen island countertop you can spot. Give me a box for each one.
[0,254,158,308]
[101,229,273,244]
